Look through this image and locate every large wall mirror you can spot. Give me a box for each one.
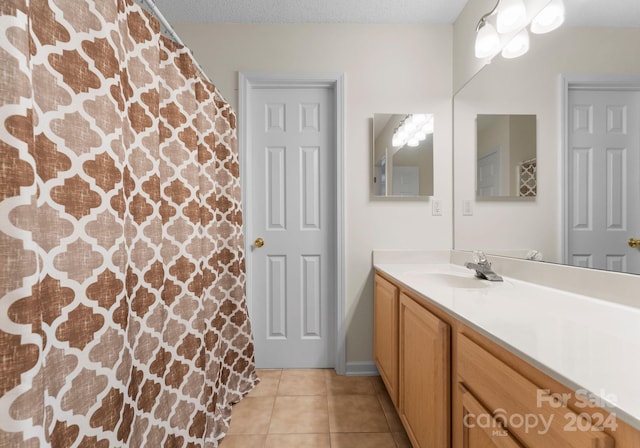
[476,114,537,199]
[454,1,640,275]
[372,113,434,199]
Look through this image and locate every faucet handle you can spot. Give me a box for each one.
[526,250,543,261]
[473,250,488,264]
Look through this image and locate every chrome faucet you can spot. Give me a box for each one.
[465,251,503,282]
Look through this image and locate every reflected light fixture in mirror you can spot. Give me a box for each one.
[530,0,565,33]
[392,114,434,149]
[474,0,565,60]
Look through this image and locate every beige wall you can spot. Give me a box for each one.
[173,23,454,368]
[454,26,640,262]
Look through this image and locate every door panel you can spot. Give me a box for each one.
[249,86,335,368]
[477,150,501,196]
[568,89,640,274]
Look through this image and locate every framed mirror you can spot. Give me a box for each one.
[476,114,537,200]
[372,113,434,199]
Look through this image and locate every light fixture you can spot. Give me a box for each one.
[474,0,565,60]
[502,28,530,58]
[496,0,528,34]
[392,114,434,149]
[531,0,565,34]
[475,21,500,58]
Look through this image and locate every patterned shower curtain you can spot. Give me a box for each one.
[1,0,257,446]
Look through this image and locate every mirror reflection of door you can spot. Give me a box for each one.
[392,166,420,196]
[477,150,501,196]
[567,88,640,274]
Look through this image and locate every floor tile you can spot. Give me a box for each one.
[269,396,329,434]
[247,369,282,397]
[277,369,328,396]
[226,397,274,435]
[331,433,397,448]
[328,395,390,433]
[265,433,330,448]
[219,434,266,448]
[326,372,375,395]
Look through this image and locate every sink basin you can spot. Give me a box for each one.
[405,272,491,289]
[426,273,491,289]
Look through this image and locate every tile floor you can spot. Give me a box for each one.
[220,369,412,448]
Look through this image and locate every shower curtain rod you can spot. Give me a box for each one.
[136,0,222,96]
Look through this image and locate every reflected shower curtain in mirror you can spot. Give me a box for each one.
[0,0,257,446]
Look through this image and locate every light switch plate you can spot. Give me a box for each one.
[432,199,443,216]
[463,200,473,216]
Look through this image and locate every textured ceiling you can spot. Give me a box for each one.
[151,0,640,27]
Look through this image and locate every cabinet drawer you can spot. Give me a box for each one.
[460,384,524,448]
[457,334,614,448]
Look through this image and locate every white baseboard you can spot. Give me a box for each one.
[344,361,379,376]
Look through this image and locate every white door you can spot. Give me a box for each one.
[248,86,336,368]
[392,166,419,195]
[568,89,640,274]
[477,150,501,196]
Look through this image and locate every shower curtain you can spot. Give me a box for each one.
[0,0,257,446]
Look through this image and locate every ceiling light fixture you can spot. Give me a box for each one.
[475,0,565,60]
[392,114,434,149]
[531,0,565,34]
[496,0,528,33]
[502,28,530,58]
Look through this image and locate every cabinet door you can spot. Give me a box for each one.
[460,385,524,448]
[399,292,450,448]
[374,274,399,406]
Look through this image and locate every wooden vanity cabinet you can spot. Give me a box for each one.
[374,273,451,447]
[399,291,450,448]
[374,271,640,448]
[374,274,399,406]
[455,330,616,448]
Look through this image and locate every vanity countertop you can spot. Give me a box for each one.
[374,259,640,430]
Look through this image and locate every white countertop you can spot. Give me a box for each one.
[374,260,640,430]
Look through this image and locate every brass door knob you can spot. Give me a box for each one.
[254,237,265,248]
[629,238,640,248]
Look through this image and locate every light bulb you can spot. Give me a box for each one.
[413,114,429,125]
[502,28,530,59]
[531,0,565,34]
[475,22,500,59]
[407,138,419,147]
[496,0,528,34]
[422,122,434,134]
